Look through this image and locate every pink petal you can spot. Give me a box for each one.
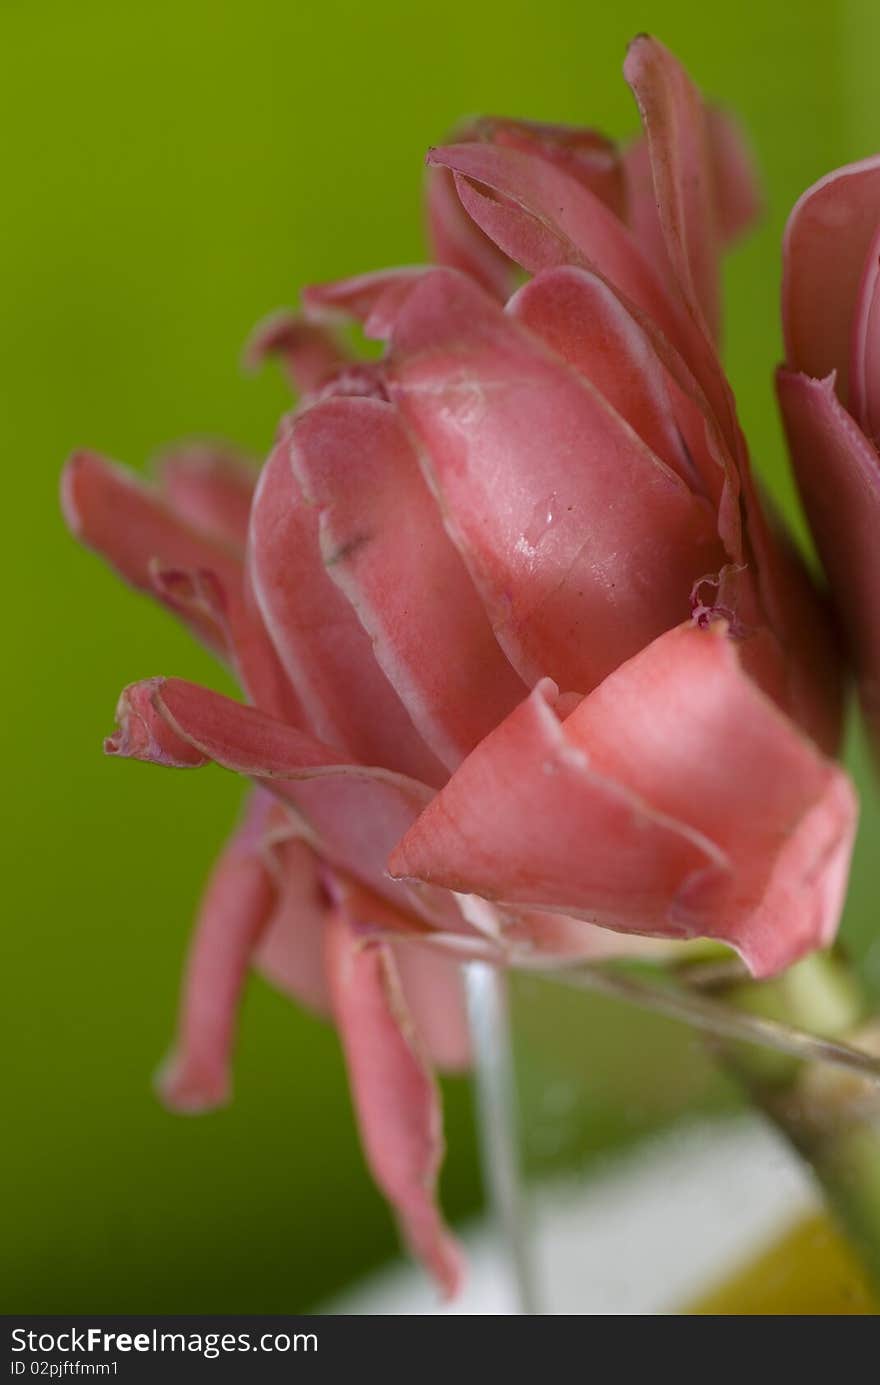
[247,434,446,784]
[705,105,762,247]
[424,116,624,303]
[739,480,846,756]
[148,566,233,657]
[390,671,728,932]
[61,450,299,723]
[104,678,209,766]
[472,116,626,220]
[777,367,880,745]
[387,268,723,694]
[503,908,679,962]
[391,945,470,1073]
[849,220,880,442]
[503,256,740,536]
[507,265,702,488]
[302,268,429,340]
[243,310,351,395]
[425,139,736,447]
[157,791,278,1112]
[155,443,256,551]
[623,35,721,339]
[117,675,395,780]
[623,105,760,300]
[391,623,857,977]
[149,558,305,727]
[253,832,333,1017]
[426,141,681,347]
[258,840,470,1062]
[290,394,525,768]
[61,450,242,658]
[235,567,308,725]
[324,906,463,1296]
[781,154,880,402]
[622,133,671,289]
[106,675,459,930]
[563,623,855,974]
[425,165,514,299]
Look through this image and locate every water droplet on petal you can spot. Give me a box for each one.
[523,491,561,548]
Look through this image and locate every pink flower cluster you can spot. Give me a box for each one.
[63,37,866,1294]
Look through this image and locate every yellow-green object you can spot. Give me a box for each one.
[687,1215,880,1315]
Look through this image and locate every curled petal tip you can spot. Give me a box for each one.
[152,442,257,552]
[105,678,208,768]
[385,845,411,882]
[424,144,450,168]
[151,563,209,602]
[154,1052,230,1114]
[150,561,229,622]
[625,32,653,62]
[241,309,300,373]
[433,1233,466,1301]
[104,678,164,759]
[302,268,427,341]
[243,310,350,396]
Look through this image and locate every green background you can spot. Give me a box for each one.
[3,0,879,1311]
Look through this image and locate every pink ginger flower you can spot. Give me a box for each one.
[62,37,857,1296]
[777,153,880,752]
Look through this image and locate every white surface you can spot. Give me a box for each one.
[326,1117,818,1315]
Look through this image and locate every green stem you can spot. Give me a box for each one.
[534,947,880,1290]
[712,951,880,1289]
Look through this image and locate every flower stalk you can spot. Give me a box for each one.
[533,949,880,1293]
[540,954,880,1084]
[707,952,880,1290]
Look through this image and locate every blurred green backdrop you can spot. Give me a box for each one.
[2,0,879,1312]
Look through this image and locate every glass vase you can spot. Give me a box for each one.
[465,960,880,1316]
